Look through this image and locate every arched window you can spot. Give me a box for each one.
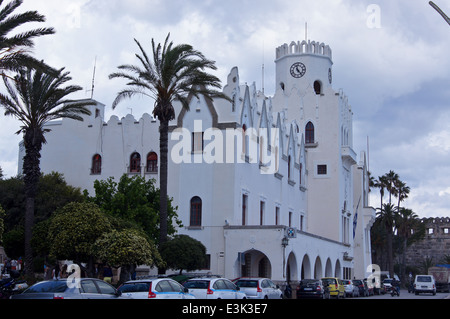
[91,154,102,175]
[314,81,322,95]
[306,122,315,144]
[288,155,292,180]
[130,152,141,173]
[190,197,202,227]
[146,152,158,173]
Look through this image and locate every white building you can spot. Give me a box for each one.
[19,39,376,283]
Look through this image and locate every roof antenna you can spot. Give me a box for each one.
[305,22,308,41]
[86,56,97,99]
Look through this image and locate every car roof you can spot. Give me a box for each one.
[122,278,174,283]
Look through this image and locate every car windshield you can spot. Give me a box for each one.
[322,278,336,285]
[353,280,362,285]
[119,282,151,293]
[24,281,69,293]
[342,280,351,285]
[300,280,318,286]
[235,280,258,288]
[183,280,209,289]
[383,279,393,284]
[417,276,432,282]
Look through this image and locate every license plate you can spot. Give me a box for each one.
[304,288,312,291]
[421,286,427,288]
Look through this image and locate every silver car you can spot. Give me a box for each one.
[10,278,125,299]
[234,278,283,299]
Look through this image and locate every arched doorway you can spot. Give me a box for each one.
[239,250,272,278]
[334,259,342,278]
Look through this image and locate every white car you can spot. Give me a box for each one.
[234,277,283,299]
[183,277,247,299]
[414,275,436,296]
[118,278,196,299]
[342,279,359,297]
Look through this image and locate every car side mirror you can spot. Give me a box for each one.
[115,290,122,297]
[236,286,240,291]
[184,287,189,293]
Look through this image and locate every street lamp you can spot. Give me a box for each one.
[430,1,450,26]
[282,237,289,278]
[282,237,289,248]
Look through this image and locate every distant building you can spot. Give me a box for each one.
[19,39,376,282]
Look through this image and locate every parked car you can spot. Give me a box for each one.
[296,279,330,299]
[382,278,394,293]
[353,279,369,297]
[118,278,195,299]
[10,278,125,299]
[321,277,345,299]
[342,279,359,298]
[414,275,436,296]
[183,277,247,299]
[363,278,374,296]
[233,277,282,299]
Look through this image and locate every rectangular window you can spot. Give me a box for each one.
[192,132,204,152]
[300,215,304,231]
[275,207,280,226]
[260,201,265,226]
[444,228,449,234]
[317,165,327,175]
[289,212,293,227]
[242,194,248,226]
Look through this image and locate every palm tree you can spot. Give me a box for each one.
[377,203,397,277]
[384,170,399,205]
[430,1,450,26]
[374,175,388,209]
[396,208,419,282]
[0,0,55,77]
[394,180,410,212]
[0,67,94,276]
[109,34,230,249]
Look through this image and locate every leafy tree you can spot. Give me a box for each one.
[0,67,95,276]
[88,174,182,244]
[0,0,55,78]
[109,33,229,248]
[94,229,163,284]
[159,235,207,275]
[48,202,112,277]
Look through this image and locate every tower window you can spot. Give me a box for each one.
[130,152,141,173]
[305,122,315,144]
[146,152,158,173]
[314,81,322,95]
[317,165,327,175]
[91,154,102,175]
[190,196,202,227]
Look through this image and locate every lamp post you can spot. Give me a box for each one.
[282,237,289,278]
[430,1,450,26]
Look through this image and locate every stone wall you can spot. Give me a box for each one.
[405,217,450,267]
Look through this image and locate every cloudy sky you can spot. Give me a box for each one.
[0,0,449,218]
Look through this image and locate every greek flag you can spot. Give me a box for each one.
[353,197,361,239]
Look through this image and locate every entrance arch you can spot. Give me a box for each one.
[239,249,272,278]
[334,259,342,278]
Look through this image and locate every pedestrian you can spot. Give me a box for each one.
[52,263,61,280]
[60,264,68,279]
[103,265,113,284]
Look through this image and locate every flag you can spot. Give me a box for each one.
[353,197,361,239]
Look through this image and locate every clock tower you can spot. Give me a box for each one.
[275,40,333,95]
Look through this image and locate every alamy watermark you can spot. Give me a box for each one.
[367,4,382,29]
[171,120,281,175]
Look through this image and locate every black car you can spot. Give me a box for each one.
[352,279,369,297]
[296,279,329,299]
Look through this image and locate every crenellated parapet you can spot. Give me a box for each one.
[276,40,332,61]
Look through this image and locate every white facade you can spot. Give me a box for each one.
[19,40,376,284]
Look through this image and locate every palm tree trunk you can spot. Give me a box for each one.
[159,119,169,247]
[22,130,43,277]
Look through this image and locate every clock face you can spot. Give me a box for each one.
[290,62,306,78]
[328,68,332,84]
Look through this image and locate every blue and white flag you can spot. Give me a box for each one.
[353,197,361,239]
